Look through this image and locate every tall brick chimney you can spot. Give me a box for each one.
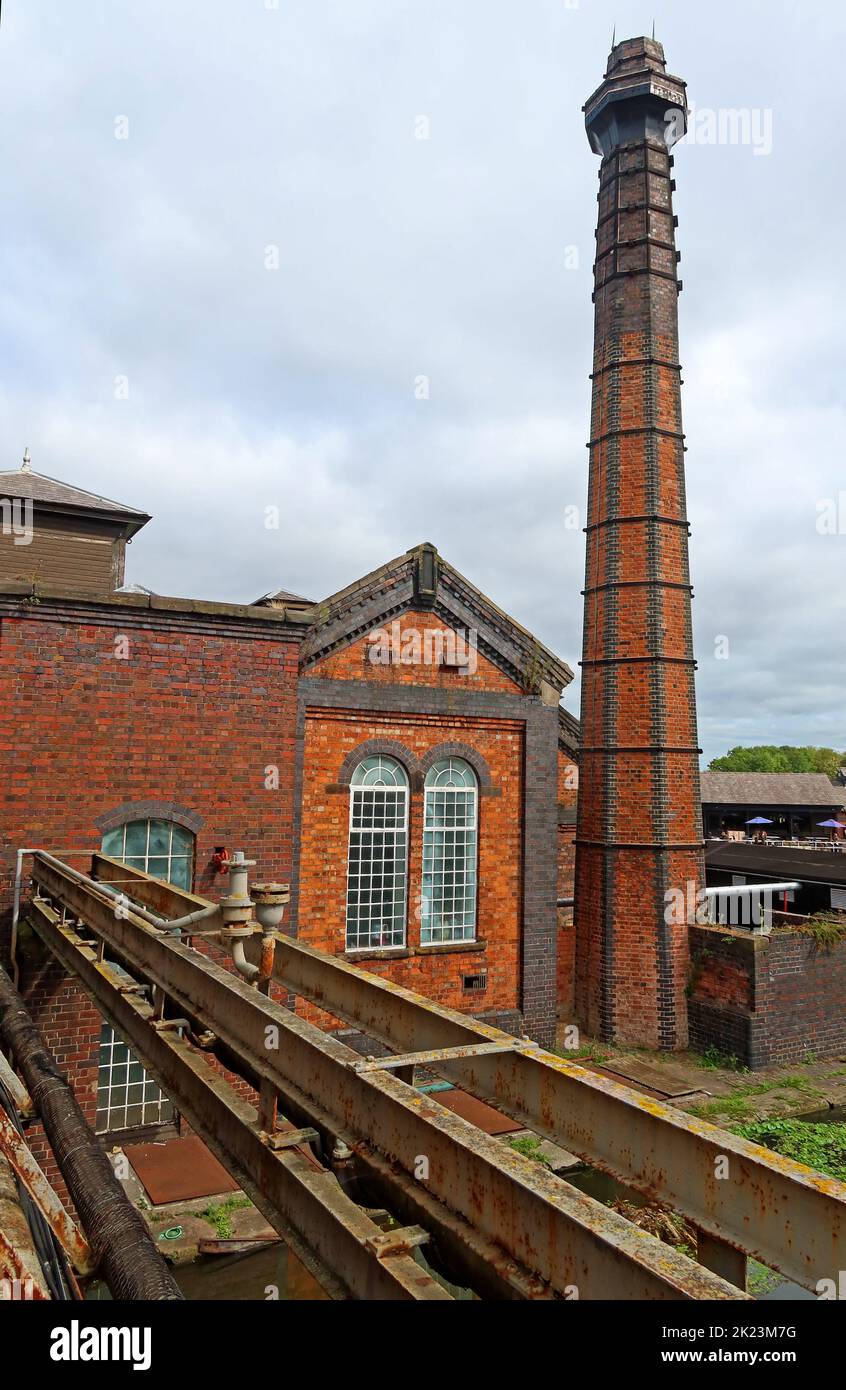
[573,37,703,1049]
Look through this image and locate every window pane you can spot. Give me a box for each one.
[101,817,194,890]
[95,1023,172,1134]
[169,857,192,890]
[123,821,148,857]
[171,824,193,856]
[101,827,124,857]
[147,819,171,855]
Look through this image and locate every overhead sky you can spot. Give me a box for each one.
[1,0,843,765]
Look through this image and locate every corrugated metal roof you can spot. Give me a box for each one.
[705,840,846,886]
[700,772,842,808]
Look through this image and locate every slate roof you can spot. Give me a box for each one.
[253,588,315,607]
[700,772,843,809]
[0,467,150,535]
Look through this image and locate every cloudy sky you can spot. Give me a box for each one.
[1,0,843,765]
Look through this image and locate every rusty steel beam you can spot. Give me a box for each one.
[79,859,846,1292]
[0,1108,93,1275]
[264,932,846,1294]
[28,857,742,1301]
[0,1151,50,1299]
[26,897,452,1302]
[0,1049,33,1118]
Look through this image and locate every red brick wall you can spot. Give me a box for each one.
[557,749,577,1018]
[12,954,101,1208]
[688,923,846,1068]
[297,706,524,1023]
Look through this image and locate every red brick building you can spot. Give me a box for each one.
[0,465,579,1165]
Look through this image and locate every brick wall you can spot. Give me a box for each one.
[688,922,846,1068]
[294,669,560,1046]
[557,749,577,1018]
[12,951,101,1207]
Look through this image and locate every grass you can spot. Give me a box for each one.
[747,1259,782,1297]
[786,913,846,948]
[554,1042,610,1065]
[507,1135,553,1169]
[199,1195,254,1240]
[688,1095,756,1122]
[696,1044,748,1074]
[732,1119,846,1182]
[776,1075,823,1096]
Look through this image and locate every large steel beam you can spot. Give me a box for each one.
[26,897,450,1302]
[29,859,741,1301]
[263,933,846,1294]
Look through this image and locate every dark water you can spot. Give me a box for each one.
[174,1242,329,1301]
[85,1241,329,1302]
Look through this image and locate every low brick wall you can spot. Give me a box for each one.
[688,922,846,1069]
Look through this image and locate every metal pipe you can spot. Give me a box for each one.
[0,965,182,1300]
[15,849,218,950]
[704,882,801,899]
[231,939,259,981]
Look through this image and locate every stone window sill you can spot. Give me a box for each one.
[344,946,411,962]
[416,939,487,955]
[344,939,487,962]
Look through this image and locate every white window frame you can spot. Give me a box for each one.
[95,1023,174,1134]
[421,757,478,945]
[345,756,409,950]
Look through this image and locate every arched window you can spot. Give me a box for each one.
[346,755,409,950]
[97,816,193,1133]
[421,758,478,944]
[100,818,194,890]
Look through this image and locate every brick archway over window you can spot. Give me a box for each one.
[337,740,422,788]
[419,742,493,792]
[94,801,204,835]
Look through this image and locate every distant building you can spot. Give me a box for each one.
[0,464,150,593]
[700,772,845,840]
